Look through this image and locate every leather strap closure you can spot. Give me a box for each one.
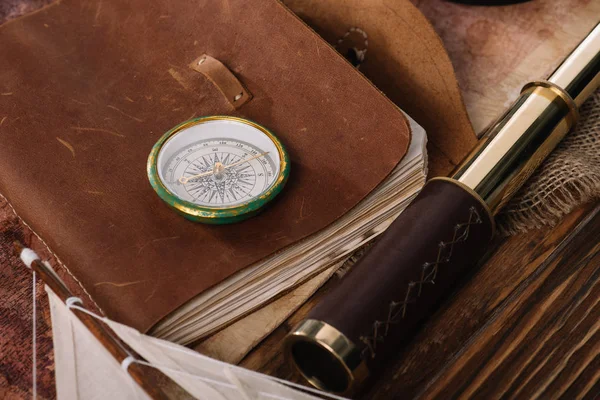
[189,54,252,109]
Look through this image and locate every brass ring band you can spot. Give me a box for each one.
[521,80,580,128]
[284,319,368,394]
[429,177,497,234]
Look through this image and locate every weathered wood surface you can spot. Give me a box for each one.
[241,204,600,399]
[415,206,600,399]
[414,0,600,134]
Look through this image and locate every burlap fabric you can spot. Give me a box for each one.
[498,89,600,235]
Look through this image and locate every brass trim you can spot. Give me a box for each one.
[284,319,368,395]
[450,81,577,213]
[521,80,580,126]
[428,177,496,235]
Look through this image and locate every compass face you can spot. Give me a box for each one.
[161,138,278,207]
[152,117,286,217]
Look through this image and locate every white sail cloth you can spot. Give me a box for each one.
[47,288,343,400]
[48,289,150,400]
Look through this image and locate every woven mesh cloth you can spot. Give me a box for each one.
[498,89,600,235]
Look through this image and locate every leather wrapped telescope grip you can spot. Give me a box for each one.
[305,178,495,372]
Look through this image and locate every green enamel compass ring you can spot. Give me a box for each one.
[147,116,290,224]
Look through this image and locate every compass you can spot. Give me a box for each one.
[147,116,290,224]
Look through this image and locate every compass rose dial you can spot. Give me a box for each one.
[162,139,277,207]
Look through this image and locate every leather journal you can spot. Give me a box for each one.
[0,0,414,336]
[0,0,480,351]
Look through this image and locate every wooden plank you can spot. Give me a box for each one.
[415,205,600,400]
[242,204,600,399]
[365,205,600,399]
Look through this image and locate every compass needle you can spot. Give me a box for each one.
[179,151,270,184]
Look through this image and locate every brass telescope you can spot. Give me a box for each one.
[284,22,600,395]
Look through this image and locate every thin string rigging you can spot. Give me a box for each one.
[32,270,37,400]
[20,247,39,400]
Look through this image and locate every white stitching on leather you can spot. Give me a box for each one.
[360,206,483,359]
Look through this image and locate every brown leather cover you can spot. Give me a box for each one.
[308,179,494,366]
[283,0,478,176]
[0,0,409,332]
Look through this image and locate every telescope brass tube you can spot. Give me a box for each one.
[285,22,600,396]
[450,81,578,212]
[452,22,600,212]
[547,24,600,107]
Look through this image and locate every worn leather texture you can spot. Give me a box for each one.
[190,54,253,109]
[0,0,410,332]
[309,179,494,367]
[283,0,479,176]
